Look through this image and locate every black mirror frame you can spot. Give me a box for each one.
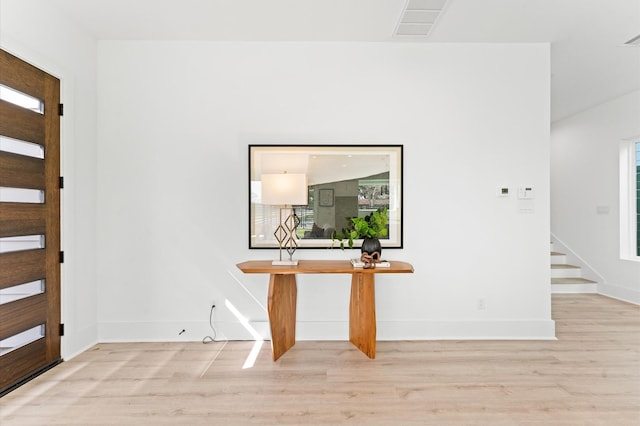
[248,144,403,250]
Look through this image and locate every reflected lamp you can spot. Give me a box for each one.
[261,172,308,266]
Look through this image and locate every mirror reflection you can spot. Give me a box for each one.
[249,145,403,249]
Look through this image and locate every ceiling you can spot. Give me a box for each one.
[50,0,640,122]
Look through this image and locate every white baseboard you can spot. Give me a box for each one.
[598,282,640,305]
[376,319,556,340]
[98,319,557,342]
[98,321,270,343]
[552,283,598,294]
[61,324,99,360]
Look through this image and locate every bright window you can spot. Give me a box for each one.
[636,141,640,256]
[620,139,640,260]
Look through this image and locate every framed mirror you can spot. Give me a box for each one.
[249,145,403,249]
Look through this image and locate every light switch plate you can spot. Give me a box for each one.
[518,185,535,199]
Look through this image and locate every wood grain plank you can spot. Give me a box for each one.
[349,272,377,358]
[268,274,297,361]
[0,99,45,146]
[0,249,45,290]
[0,202,46,237]
[237,260,414,275]
[0,150,45,189]
[0,293,47,340]
[0,49,46,100]
[0,338,48,392]
[42,73,61,362]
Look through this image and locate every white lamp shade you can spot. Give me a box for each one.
[261,173,308,205]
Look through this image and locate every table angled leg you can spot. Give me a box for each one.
[349,272,376,359]
[267,274,297,361]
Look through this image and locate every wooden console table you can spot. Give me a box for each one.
[236,260,414,361]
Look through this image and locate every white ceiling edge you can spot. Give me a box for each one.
[27,0,639,122]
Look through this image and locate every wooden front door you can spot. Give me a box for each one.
[0,48,61,395]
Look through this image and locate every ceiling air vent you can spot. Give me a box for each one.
[394,0,448,38]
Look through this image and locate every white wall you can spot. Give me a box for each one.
[96,41,553,342]
[1,0,99,358]
[551,91,640,303]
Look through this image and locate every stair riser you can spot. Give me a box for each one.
[551,254,567,263]
[551,268,582,278]
[551,283,598,294]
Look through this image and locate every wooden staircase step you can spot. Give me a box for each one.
[551,277,597,284]
[550,240,597,292]
[551,264,580,269]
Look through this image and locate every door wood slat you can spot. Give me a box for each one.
[0,293,47,341]
[0,99,45,146]
[0,151,45,189]
[0,339,48,392]
[0,203,46,237]
[0,249,46,290]
[0,49,46,100]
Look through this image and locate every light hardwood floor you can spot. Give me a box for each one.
[1,294,639,425]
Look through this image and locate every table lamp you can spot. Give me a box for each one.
[261,172,308,266]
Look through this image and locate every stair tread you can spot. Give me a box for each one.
[551,264,580,269]
[551,277,597,284]
[550,251,565,256]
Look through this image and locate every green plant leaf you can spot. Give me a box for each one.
[329,207,388,250]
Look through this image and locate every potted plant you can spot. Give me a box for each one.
[331,208,388,256]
